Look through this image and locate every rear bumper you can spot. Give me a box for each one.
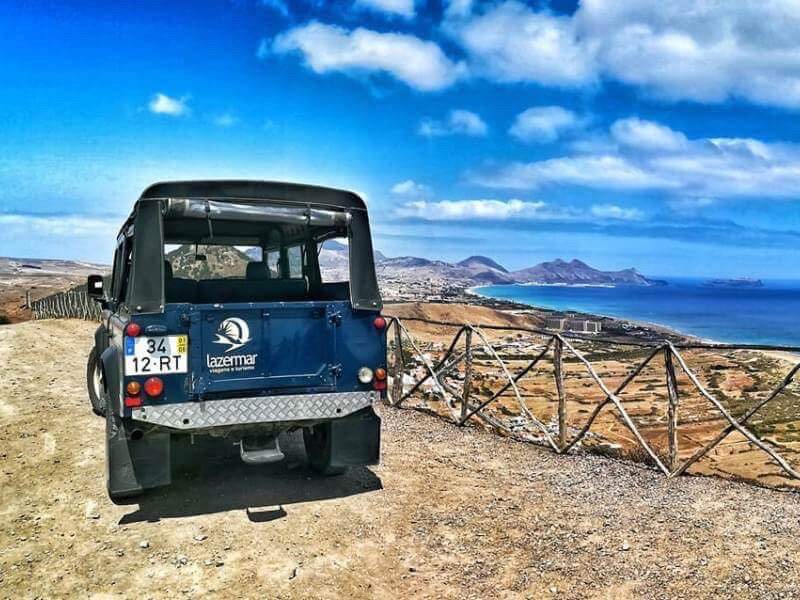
[131,390,377,430]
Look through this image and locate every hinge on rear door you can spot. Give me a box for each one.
[329,363,343,378]
[328,311,342,326]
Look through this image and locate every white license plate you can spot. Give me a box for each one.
[124,335,188,375]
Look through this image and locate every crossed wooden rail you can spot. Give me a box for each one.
[30,289,101,321]
[384,316,800,482]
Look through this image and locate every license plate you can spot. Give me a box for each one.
[124,335,188,375]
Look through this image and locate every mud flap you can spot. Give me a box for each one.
[328,406,381,468]
[106,408,171,499]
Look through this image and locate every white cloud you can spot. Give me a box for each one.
[395,198,645,222]
[212,113,239,127]
[510,106,586,144]
[444,0,473,19]
[668,197,716,214]
[472,154,675,191]
[440,0,800,109]
[575,0,800,108]
[610,117,687,152]
[260,0,289,17]
[0,213,121,238]
[391,179,431,197]
[446,1,596,87]
[590,204,644,221]
[265,1,800,108]
[473,118,800,200]
[270,22,464,92]
[354,0,416,19]
[419,109,488,137]
[396,198,549,220]
[148,93,189,117]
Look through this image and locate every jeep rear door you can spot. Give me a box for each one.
[189,302,342,396]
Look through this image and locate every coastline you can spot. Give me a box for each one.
[465,284,800,361]
[463,284,697,346]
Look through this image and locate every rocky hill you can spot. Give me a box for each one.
[510,258,657,286]
[457,255,508,273]
[372,250,659,288]
[166,244,252,279]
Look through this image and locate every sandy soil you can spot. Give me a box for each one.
[3,320,800,598]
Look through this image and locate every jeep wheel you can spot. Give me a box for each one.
[303,423,346,476]
[86,348,106,417]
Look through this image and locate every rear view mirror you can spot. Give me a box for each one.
[87,274,105,300]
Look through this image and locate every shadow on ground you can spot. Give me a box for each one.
[118,430,382,524]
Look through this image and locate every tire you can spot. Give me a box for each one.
[303,423,346,476]
[86,348,106,417]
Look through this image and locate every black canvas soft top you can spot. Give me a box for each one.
[139,180,367,210]
[122,180,382,313]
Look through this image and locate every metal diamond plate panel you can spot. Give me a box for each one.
[132,391,376,430]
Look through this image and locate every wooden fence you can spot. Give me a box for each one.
[384,316,800,489]
[30,288,101,321]
[26,291,800,488]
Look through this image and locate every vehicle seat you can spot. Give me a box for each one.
[246,262,271,280]
[196,277,308,303]
[164,260,197,303]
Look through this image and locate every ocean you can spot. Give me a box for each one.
[474,278,800,347]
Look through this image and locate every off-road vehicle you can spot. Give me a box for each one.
[86,181,385,499]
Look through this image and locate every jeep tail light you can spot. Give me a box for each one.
[124,395,143,408]
[373,367,387,391]
[144,376,164,397]
[126,381,141,396]
[125,322,141,337]
[373,316,387,330]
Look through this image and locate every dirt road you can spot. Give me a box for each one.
[2,320,800,599]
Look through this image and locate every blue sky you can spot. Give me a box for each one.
[2,0,800,277]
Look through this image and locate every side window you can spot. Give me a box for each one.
[118,238,133,303]
[287,246,303,279]
[267,251,280,278]
[318,238,350,283]
[111,237,132,302]
[110,247,121,300]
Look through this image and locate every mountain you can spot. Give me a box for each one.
[457,256,508,273]
[374,254,660,287]
[379,256,440,268]
[510,259,658,286]
[167,244,252,279]
[0,257,108,276]
[166,244,659,288]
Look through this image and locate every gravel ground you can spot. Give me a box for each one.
[1,320,800,599]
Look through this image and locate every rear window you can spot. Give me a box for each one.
[165,244,261,280]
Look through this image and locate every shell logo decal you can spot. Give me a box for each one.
[213,317,252,353]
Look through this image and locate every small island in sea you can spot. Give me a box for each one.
[703,277,764,288]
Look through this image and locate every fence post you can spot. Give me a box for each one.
[554,336,567,449]
[391,320,404,406]
[664,347,679,472]
[460,328,473,424]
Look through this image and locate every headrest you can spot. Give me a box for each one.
[246,262,270,280]
[163,260,173,279]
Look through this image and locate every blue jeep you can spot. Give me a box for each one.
[86,181,385,500]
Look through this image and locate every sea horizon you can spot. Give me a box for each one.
[473,277,800,348]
